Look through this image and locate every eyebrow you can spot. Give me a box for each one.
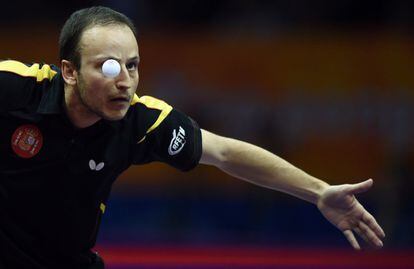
[128,56,140,63]
[94,56,140,62]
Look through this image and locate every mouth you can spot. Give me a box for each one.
[108,96,131,111]
[109,96,130,103]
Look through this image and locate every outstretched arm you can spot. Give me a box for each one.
[200,129,385,249]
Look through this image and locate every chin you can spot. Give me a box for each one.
[103,110,128,121]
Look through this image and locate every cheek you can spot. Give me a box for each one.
[131,75,139,91]
[87,78,111,98]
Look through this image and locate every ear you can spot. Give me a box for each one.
[61,60,78,86]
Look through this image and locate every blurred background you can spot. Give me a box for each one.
[1,0,413,267]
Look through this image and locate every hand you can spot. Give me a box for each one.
[317,179,385,250]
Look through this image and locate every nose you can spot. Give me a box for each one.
[115,64,130,91]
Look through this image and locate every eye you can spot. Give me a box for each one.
[126,61,138,71]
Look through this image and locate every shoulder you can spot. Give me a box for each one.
[0,60,59,112]
[131,95,172,112]
[131,94,173,123]
[127,94,173,139]
[128,95,202,170]
[0,60,58,82]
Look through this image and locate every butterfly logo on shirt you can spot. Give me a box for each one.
[89,159,105,171]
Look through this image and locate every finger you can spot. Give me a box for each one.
[346,179,373,195]
[354,227,370,246]
[362,211,386,238]
[358,221,383,248]
[343,230,361,250]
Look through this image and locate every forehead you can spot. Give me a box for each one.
[79,24,138,60]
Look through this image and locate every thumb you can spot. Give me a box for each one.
[346,179,373,195]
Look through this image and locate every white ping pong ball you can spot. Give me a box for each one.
[102,59,121,78]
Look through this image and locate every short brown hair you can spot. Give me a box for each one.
[59,6,137,70]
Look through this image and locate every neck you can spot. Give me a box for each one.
[64,84,101,129]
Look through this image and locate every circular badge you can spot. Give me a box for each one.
[11,124,43,158]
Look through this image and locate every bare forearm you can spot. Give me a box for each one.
[204,133,329,204]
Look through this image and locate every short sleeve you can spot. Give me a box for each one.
[131,105,202,171]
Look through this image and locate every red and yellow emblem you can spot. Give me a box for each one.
[11,125,43,158]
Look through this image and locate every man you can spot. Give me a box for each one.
[0,6,385,269]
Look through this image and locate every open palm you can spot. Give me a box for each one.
[317,179,385,249]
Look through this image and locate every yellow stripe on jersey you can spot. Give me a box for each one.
[0,60,57,82]
[100,203,106,214]
[131,95,173,143]
[140,95,173,134]
[130,94,140,105]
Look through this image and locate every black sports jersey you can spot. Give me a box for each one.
[0,60,202,268]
